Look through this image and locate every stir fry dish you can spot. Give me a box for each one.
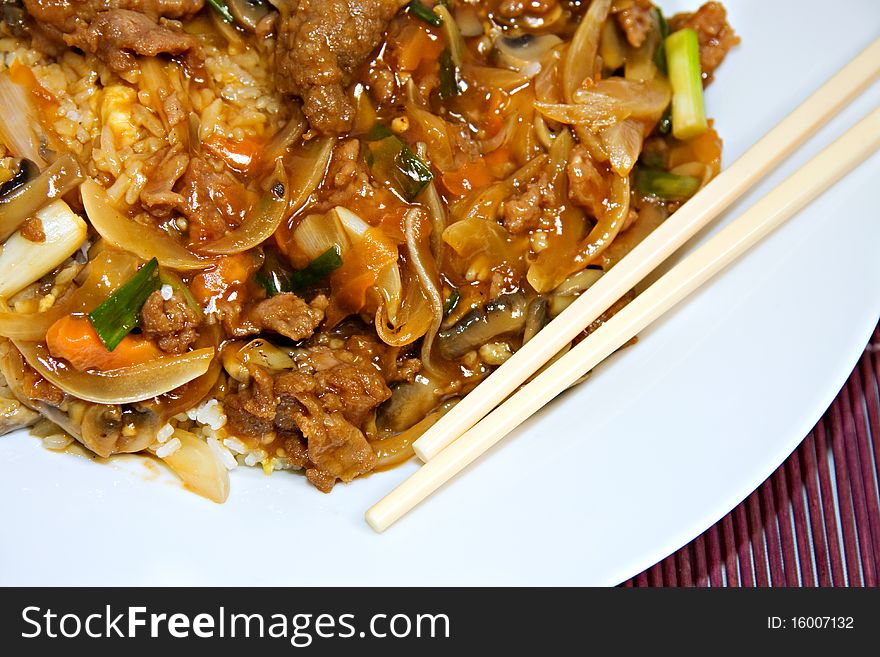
[0,0,737,501]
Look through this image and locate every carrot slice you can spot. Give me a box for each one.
[47,315,162,371]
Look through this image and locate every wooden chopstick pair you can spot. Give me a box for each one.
[365,38,880,533]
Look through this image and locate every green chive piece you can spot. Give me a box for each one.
[635,168,701,201]
[366,124,394,141]
[258,247,342,296]
[408,0,442,26]
[653,9,669,74]
[665,28,707,140]
[367,130,434,201]
[438,47,461,99]
[289,247,343,290]
[443,289,460,315]
[88,258,161,351]
[207,0,234,23]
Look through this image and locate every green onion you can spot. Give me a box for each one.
[635,168,700,201]
[257,247,342,296]
[290,247,342,290]
[408,0,442,26]
[656,7,669,38]
[367,130,434,201]
[443,289,460,315]
[366,124,394,141]
[653,8,669,74]
[88,258,161,351]
[438,47,461,98]
[207,0,234,23]
[664,28,707,140]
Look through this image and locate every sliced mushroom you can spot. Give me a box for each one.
[437,292,528,360]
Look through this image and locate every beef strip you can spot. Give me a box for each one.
[22,0,203,72]
[229,293,329,342]
[224,335,401,491]
[567,144,609,219]
[273,0,409,133]
[176,157,250,242]
[669,2,739,83]
[614,0,655,49]
[140,288,199,354]
[502,173,553,235]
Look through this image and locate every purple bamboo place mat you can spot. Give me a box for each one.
[622,324,880,587]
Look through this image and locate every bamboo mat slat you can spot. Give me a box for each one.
[622,324,880,587]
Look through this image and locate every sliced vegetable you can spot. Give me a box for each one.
[197,162,289,255]
[47,315,163,371]
[0,200,87,299]
[635,167,701,200]
[158,429,229,503]
[653,7,670,73]
[0,154,83,243]
[439,48,462,98]
[434,4,465,67]
[562,0,611,101]
[437,292,527,360]
[367,130,434,201]
[443,289,460,315]
[289,246,342,290]
[408,0,441,26]
[0,70,48,167]
[494,34,563,73]
[537,77,671,130]
[665,28,707,140]
[88,257,160,351]
[227,0,270,31]
[0,249,142,341]
[206,0,233,23]
[81,179,215,270]
[258,246,342,295]
[14,340,215,405]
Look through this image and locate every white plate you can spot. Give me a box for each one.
[1,0,878,586]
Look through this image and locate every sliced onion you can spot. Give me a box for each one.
[434,4,465,66]
[81,179,216,270]
[421,180,447,260]
[0,248,141,341]
[562,0,611,102]
[455,5,484,37]
[0,154,83,242]
[463,65,533,91]
[370,399,458,469]
[14,341,215,404]
[600,119,645,176]
[286,136,335,215]
[575,173,631,269]
[262,108,307,164]
[0,71,47,167]
[197,161,289,255]
[158,429,229,503]
[536,78,672,130]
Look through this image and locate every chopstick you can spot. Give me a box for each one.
[412,37,880,463]
[366,105,880,533]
